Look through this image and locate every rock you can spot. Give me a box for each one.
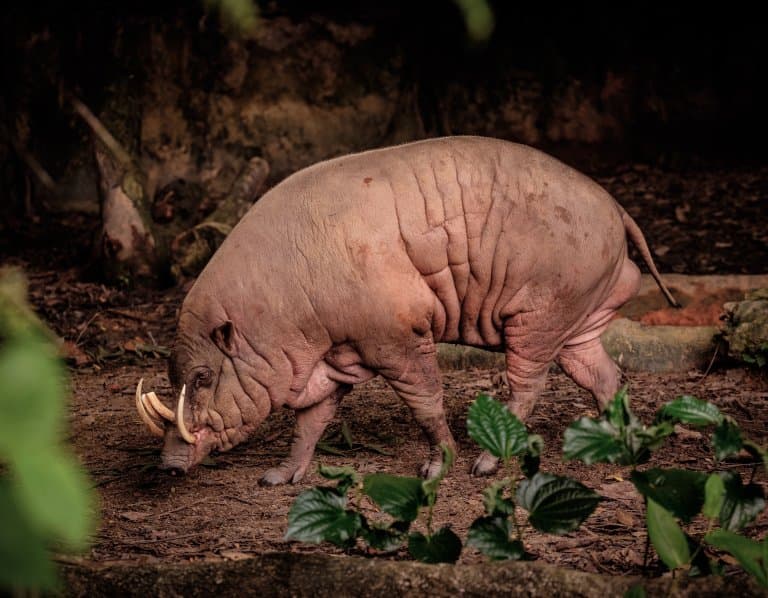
[602,318,718,373]
[722,288,768,367]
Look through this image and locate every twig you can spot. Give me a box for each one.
[106,308,161,322]
[69,94,134,168]
[146,498,209,520]
[74,311,101,345]
[117,532,203,545]
[224,495,256,506]
[696,343,720,385]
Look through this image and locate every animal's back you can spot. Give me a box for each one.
[215,136,628,348]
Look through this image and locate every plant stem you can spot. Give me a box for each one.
[505,458,523,541]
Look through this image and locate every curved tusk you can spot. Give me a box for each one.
[135,378,165,438]
[176,384,196,444]
[144,391,176,422]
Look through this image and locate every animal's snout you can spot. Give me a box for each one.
[160,462,188,476]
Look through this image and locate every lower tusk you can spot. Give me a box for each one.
[144,391,175,422]
[176,384,196,444]
[136,378,165,438]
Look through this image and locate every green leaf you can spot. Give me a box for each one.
[562,417,626,464]
[630,421,675,456]
[624,584,647,598]
[605,386,632,429]
[713,418,743,461]
[0,479,57,589]
[318,464,358,493]
[702,474,726,519]
[718,471,766,531]
[363,474,425,522]
[467,394,528,460]
[408,527,462,563]
[646,497,690,570]
[482,477,515,516]
[704,530,768,587]
[360,521,407,552]
[657,396,723,427]
[285,487,361,546]
[12,452,95,549]
[516,473,600,534]
[630,469,707,523]
[466,516,526,560]
[527,434,544,458]
[0,339,64,454]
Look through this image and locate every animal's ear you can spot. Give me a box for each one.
[211,321,238,357]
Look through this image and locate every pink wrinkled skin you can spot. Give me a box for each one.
[156,136,675,483]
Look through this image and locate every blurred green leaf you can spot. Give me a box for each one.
[624,584,647,598]
[13,452,95,549]
[0,480,57,589]
[360,520,407,552]
[516,473,600,534]
[318,464,358,494]
[481,477,515,516]
[713,418,743,461]
[702,473,726,519]
[646,498,690,570]
[408,527,462,563]
[453,0,495,43]
[204,0,259,35]
[467,394,528,461]
[285,487,361,546]
[630,469,707,523]
[466,516,526,560]
[563,416,626,464]
[718,471,765,531]
[704,530,768,587]
[657,396,723,427]
[363,474,425,522]
[0,338,64,453]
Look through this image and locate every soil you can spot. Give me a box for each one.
[2,159,767,580]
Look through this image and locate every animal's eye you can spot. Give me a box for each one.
[194,368,213,389]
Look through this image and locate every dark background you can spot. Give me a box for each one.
[1,1,766,275]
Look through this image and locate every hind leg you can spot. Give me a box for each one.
[471,316,556,476]
[557,337,621,412]
[556,258,639,411]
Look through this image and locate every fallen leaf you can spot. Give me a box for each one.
[120,511,150,521]
[61,341,92,366]
[616,510,635,527]
[597,481,637,502]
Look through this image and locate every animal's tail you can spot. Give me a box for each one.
[619,206,680,308]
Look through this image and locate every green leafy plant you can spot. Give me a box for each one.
[563,390,768,585]
[465,394,600,559]
[286,393,599,563]
[0,268,97,591]
[286,448,461,563]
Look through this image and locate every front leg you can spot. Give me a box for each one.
[259,385,350,486]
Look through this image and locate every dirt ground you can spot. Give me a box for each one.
[3,159,768,578]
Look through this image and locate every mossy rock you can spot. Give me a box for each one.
[722,288,768,367]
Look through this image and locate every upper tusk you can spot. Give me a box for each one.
[144,391,176,422]
[176,384,196,444]
[135,378,165,438]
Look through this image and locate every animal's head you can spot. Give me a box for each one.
[135,318,270,473]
